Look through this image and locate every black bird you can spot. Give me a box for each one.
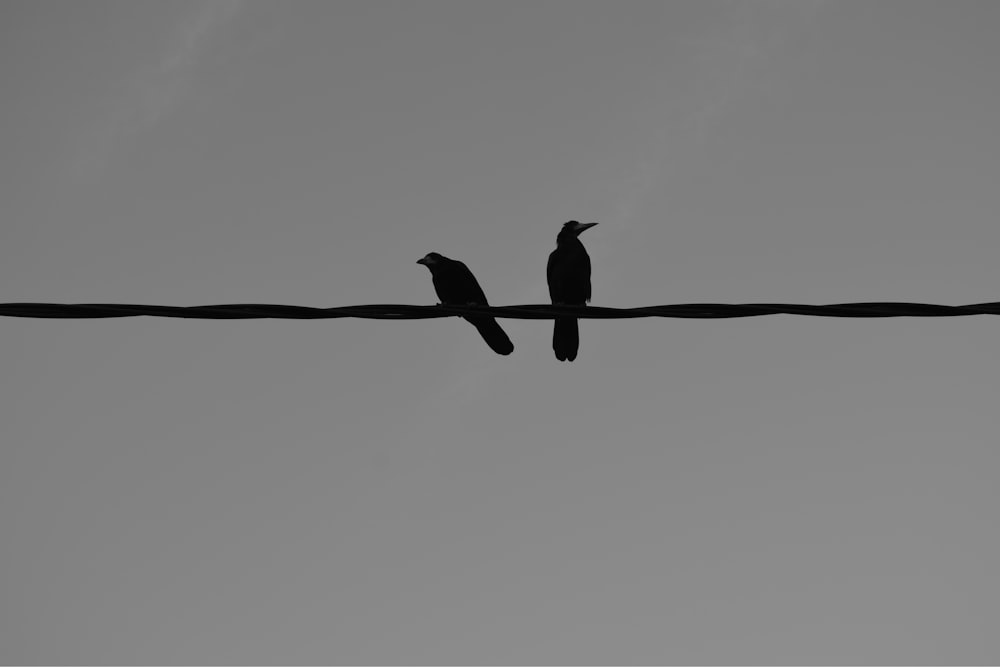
[547,220,598,361]
[417,252,514,355]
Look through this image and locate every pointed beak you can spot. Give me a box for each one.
[574,222,598,234]
[416,258,428,265]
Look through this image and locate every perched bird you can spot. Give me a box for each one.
[546,220,598,361]
[417,252,514,355]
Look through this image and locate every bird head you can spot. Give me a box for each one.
[417,252,445,266]
[557,220,598,240]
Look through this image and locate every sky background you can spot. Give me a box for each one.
[3,1,1000,663]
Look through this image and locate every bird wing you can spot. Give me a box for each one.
[452,261,490,304]
[546,249,561,302]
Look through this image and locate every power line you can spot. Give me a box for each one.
[3,301,1000,320]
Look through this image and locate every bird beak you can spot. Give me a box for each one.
[574,222,598,233]
[416,255,431,265]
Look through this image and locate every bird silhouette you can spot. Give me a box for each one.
[417,252,514,355]
[546,221,597,361]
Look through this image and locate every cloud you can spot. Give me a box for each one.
[128,0,243,133]
[608,0,828,235]
[68,0,244,185]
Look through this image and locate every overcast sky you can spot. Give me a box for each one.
[3,1,1000,663]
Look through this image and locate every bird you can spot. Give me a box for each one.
[546,220,598,361]
[417,252,514,355]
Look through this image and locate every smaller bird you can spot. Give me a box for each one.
[547,220,598,361]
[417,252,514,355]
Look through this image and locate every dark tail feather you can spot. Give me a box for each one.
[553,317,579,362]
[468,317,514,355]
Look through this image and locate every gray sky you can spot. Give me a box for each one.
[3,1,1000,663]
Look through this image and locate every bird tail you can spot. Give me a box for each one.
[467,317,514,356]
[553,317,579,362]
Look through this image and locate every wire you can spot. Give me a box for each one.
[3,302,1000,320]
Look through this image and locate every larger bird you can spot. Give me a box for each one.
[417,252,514,355]
[546,220,598,361]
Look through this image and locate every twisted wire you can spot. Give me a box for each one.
[3,301,1000,320]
